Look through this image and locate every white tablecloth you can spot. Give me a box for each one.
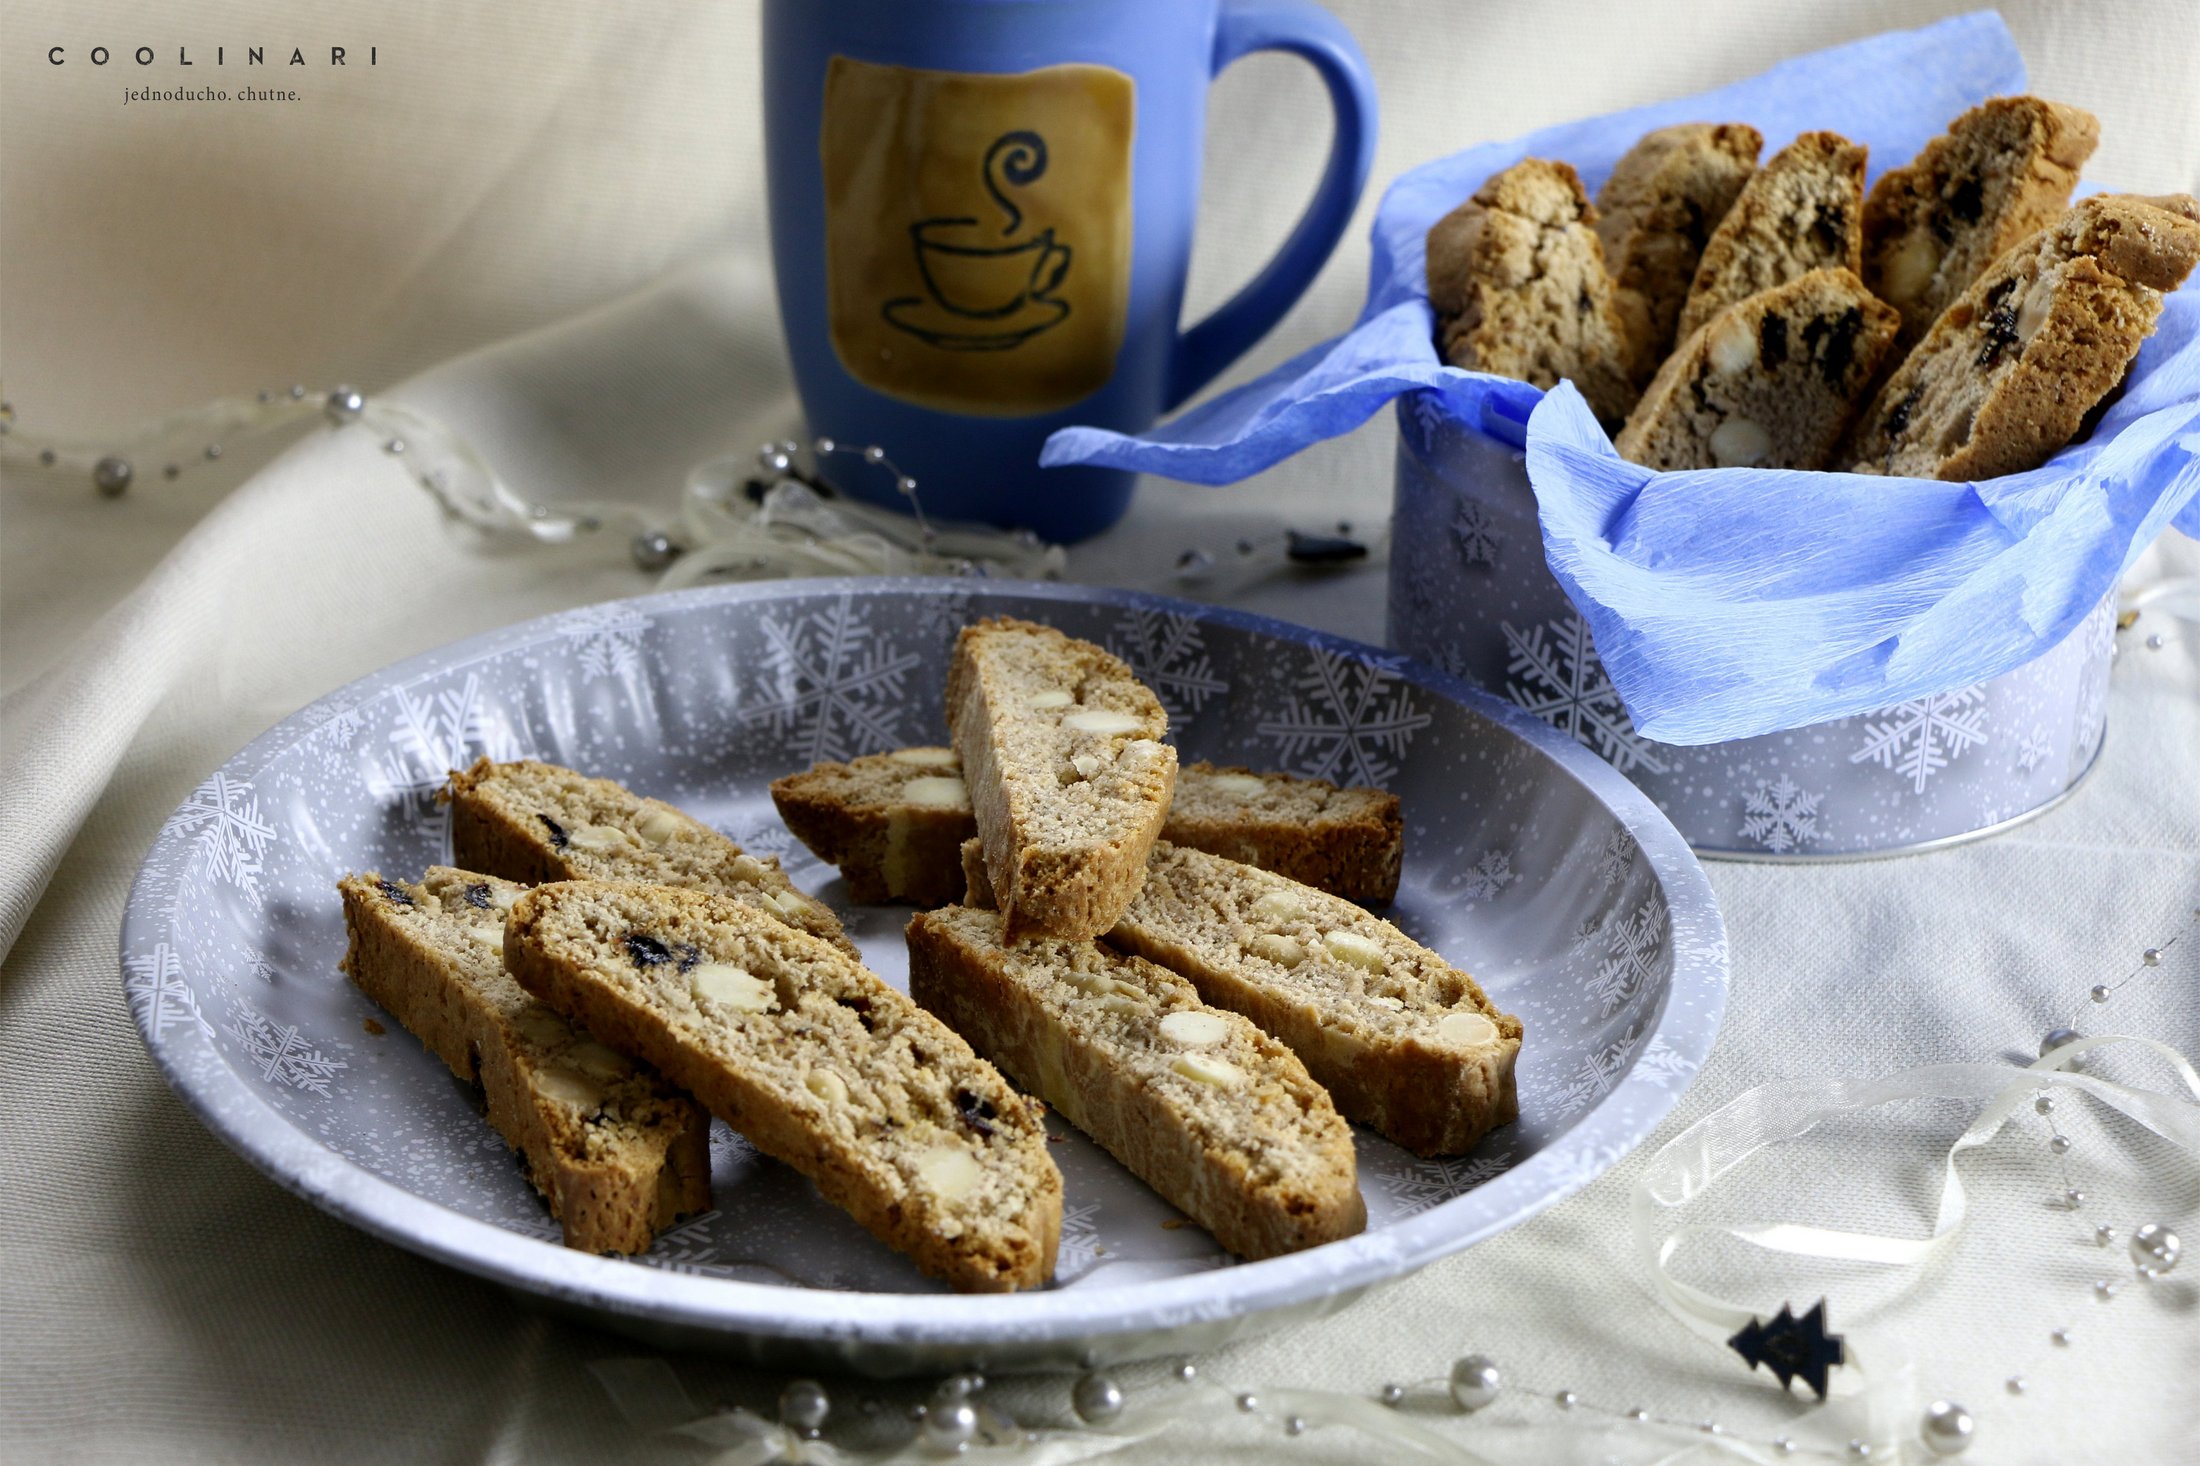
[5,2,2197,1461]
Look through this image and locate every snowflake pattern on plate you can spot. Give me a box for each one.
[1451,499,1500,568]
[301,697,366,746]
[1377,1150,1518,1216]
[647,1212,738,1277]
[1597,828,1637,889]
[1456,849,1514,901]
[1256,648,1430,785]
[1849,685,1989,794]
[1057,1198,1104,1274]
[739,594,918,763]
[1553,1021,1647,1117]
[165,773,277,908]
[227,1001,346,1096]
[1629,1037,1695,1089]
[121,582,1729,1365]
[557,603,654,681]
[370,673,528,826]
[1501,615,1670,776]
[1109,609,1226,722]
[124,942,212,1040]
[1739,776,1823,853]
[1584,895,1665,1018]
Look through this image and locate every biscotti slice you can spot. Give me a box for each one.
[445,757,855,956]
[769,746,975,907]
[503,879,1061,1291]
[1863,96,2098,351]
[1846,195,2200,480]
[1673,131,1866,344]
[1595,122,1764,381]
[1616,268,1900,470]
[1425,158,1639,427]
[775,753,1404,907]
[1165,762,1403,904]
[1106,844,1521,1157]
[338,868,710,1255]
[947,618,1176,942]
[907,906,1365,1260]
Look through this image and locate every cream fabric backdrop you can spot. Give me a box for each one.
[4,1,2198,1461]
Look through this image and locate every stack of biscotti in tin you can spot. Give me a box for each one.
[1425,95,2200,479]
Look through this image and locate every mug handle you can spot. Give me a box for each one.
[1167,0,1378,410]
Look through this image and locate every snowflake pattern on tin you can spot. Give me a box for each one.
[1451,498,1501,567]
[1739,776,1823,853]
[1256,648,1431,786]
[370,673,528,826]
[740,594,919,764]
[1456,849,1514,901]
[165,773,277,908]
[558,603,654,681]
[1501,615,1670,775]
[1553,1021,1645,1117]
[1849,685,1989,794]
[1109,609,1227,721]
[1584,895,1665,1018]
[2015,724,2052,774]
[1377,1149,1517,1216]
[226,1003,346,1096]
[2073,598,2113,764]
[124,942,212,1040]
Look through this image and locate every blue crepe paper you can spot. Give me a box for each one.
[1043,12,2200,745]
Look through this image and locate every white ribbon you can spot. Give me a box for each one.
[1630,1035,2200,1456]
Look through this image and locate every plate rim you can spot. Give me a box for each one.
[122,576,1727,1349]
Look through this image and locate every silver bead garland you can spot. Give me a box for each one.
[0,390,1067,586]
[777,1378,830,1438]
[1920,1399,1975,1456]
[1070,1372,1124,1425]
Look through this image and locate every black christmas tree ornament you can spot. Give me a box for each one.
[1727,1299,1846,1400]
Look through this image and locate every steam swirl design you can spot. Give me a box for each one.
[982,131,1048,236]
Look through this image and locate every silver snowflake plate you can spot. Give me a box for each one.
[1389,404,2114,859]
[121,578,1726,1373]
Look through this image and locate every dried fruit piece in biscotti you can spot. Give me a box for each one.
[1425,158,1639,427]
[1846,195,2200,480]
[1616,268,1899,471]
[1098,844,1521,1157]
[338,867,710,1255]
[1673,130,1866,344]
[946,618,1176,942]
[1595,122,1764,382]
[503,879,1062,1292]
[774,752,1403,907]
[444,757,855,956]
[1862,96,2098,352]
[907,906,1364,1260]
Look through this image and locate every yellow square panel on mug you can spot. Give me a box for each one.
[820,57,1136,417]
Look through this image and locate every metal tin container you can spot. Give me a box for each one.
[1386,400,2113,860]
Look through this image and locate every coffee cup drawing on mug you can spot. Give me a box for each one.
[884,131,1076,350]
[821,57,1135,416]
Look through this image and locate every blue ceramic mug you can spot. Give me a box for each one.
[761,0,1377,542]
